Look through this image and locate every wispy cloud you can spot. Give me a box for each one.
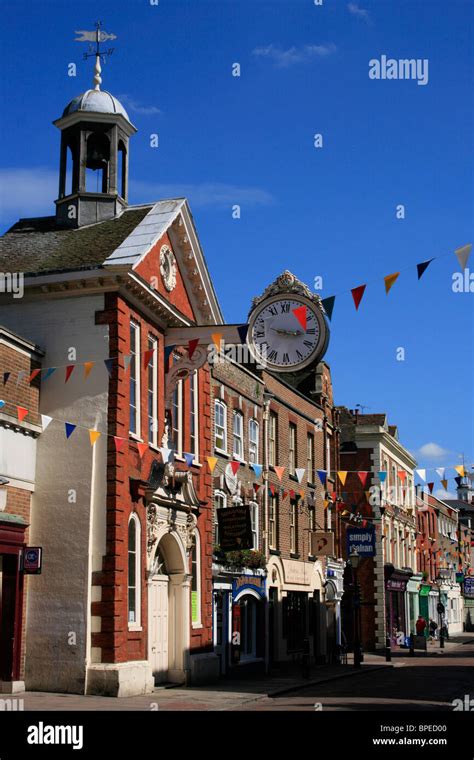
[131,181,275,208]
[117,94,161,116]
[416,442,451,460]
[434,488,457,500]
[347,3,371,23]
[252,43,337,68]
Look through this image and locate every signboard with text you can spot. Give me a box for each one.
[464,577,474,599]
[346,527,376,557]
[22,547,42,575]
[217,506,252,551]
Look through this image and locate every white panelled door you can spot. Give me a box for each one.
[149,575,169,683]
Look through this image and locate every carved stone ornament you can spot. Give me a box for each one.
[164,347,208,409]
[250,270,322,316]
[160,244,177,292]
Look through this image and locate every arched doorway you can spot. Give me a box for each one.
[148,532,188,684]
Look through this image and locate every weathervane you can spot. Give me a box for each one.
[75,21,117,91]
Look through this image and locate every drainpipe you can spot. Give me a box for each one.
[262,391,274,674]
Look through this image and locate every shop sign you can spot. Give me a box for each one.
[311,531,334,557]
[346,527,376,557]
[387,578,406,591]
[456,572,465,584]
[232,574,266,600]
[22,547,42,574]
[464,577,474,599]
[217,505,252,551]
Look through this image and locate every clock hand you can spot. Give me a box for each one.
[271,328,304,337]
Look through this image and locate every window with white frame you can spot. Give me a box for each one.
[128,514,141,628]
[214,490,227,545]
[269,412,277,467]
[214,400,227,452]
[147,335,158,446]
[249,419,259,464]
[233,411,244,460]
[289,423,297,475]
[326,432,331,477]
[249,501,258,550]
[307,433,315,484]
[290,501,297,554]
[189,370,199,461]
[269,494,277,549]
[170,355,183,455]
[129,321,141,436]
[191,530,201,626]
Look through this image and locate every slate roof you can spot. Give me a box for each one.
[0,205,153,276]
[356,413,387,426]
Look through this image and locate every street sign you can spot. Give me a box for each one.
[346,526,376,557]
[22,547,42,574]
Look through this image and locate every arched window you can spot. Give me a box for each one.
[233,411,243,460]
[128,514,141,629]
[214,490,227,545]
[191,530,201,627]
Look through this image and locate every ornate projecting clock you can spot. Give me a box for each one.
[247,271,329,377]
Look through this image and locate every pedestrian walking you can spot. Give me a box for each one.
[416,615,427,636]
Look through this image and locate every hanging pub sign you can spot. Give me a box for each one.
[311,531,335,557]
[22,547,42,575]
[217,505,253,551]
[346,526,376,557]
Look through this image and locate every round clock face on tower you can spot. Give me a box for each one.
[247,294,329,372]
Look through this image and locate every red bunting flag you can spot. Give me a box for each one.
[351,284,366,311]
[398,470,407,484]
[282,490,289,500]
[254,484,260,493]
[137,442,148,459]
[269,484,276,496]
[188,339,200,359]
[292,305,307,331]
[114,437,126,452]
[28,369,41,383]
[17,406,28,422]
[427,482,434,493]
[274,466,285,481]
[143,349,154,369]
[230,461,241,476]
[358,471,369,487]
[289,489,295,499]
[65,365,75,383]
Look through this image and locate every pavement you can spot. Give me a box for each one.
[4,633,474,712]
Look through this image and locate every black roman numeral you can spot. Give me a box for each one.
[283,353,290,364]
[268,306,278,316]
[303,340,313,348]
[280,302,290,313]
[268,350,279,361]
[307,328,316,334]
[296,350,303,360]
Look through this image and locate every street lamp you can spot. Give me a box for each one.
[435,578,445,649]
[349,550,362,668]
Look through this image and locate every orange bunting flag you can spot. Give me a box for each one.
[441,479,449,491]
[137,442,148,459]
[84,361,95,379]
[351,284,366,311]
[384,272,400,295]
[337,471,348,485]
[65,365,75,383]
[211,333,223,351]
[89,430,101,446]
[365,490,372,503]
[207,456,218,474]
[230,461,241,476]
[323,500,330,509]
[357,471,369,487]
[114,436,125,452]
[454,465,466,477]
[188,339,200,359]
[17,406,28,422]
[274,466,285,481]
[398,470,407,484]
[292,305,307,331]
[299,489,305,500]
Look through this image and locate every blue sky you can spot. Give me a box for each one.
[0,0,473,490]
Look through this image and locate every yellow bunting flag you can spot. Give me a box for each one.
[211,333,223,351]
[454,465,466,477]
[323,500,330,510]
[384,272,400,295]
[207,456,218,474]
[337,471,348,485]
[84,361,95,379]
[89,430,101,446]
[274,466,285,481]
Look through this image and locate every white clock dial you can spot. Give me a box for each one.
[248,295,328,372]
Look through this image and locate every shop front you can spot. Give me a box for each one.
[406,572,423,639]
[0,515,28,693]
[384,566,412,646]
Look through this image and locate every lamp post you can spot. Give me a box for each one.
[349,549,362,668]
[436,579,445,649]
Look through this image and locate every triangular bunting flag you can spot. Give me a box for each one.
[114,437,126,452]
[42,367,57,382]
[299,489,305,499]
[295,468,305,484]
[65,365,75,383]
[365,490,371,502]
[331,491,337,502]
[143,349,154,369]
[417,259,434,280]
[65,422,76,439]
[188,339,200,360]
[89,430,101,446]
[397,470,407,484]
[137,442,148,458]
[282,490,289,500]
[321,296,335,321]
[289,489,295,499]
[164,345,175,363]
[455,243,472,271]
[183,452,195,467]
[254,483,260,493]
[237,324,249,344]
[358,471,369,487]
[416,469,426,482]
[317,470,327,486]
[274,466,285,481]
[378,471,387,483]
[292,305,307,331]
[454,465,465,477]
[0,400,5,409]
[28,368,41,383]
[337,471,348,486]
[436,467,445,480]
[17,406,28,422]
[230,461,241,476]
[251,463,262,478]
[41,414,53,430]
[351,284,366,311]
[3,372,10,385]
[207,456,218,474]
[123,354,132,372]
[441,479,449,491]
[16,370,27,386]
[454,476,462,487]
[104,358,115,377]
[160,448,174,464]
[269,484,276,496]
[84,361,95,379]
[427,482,434,493]
[211,333,223,351]
[384,272,400,295]
[323,500,330,509]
